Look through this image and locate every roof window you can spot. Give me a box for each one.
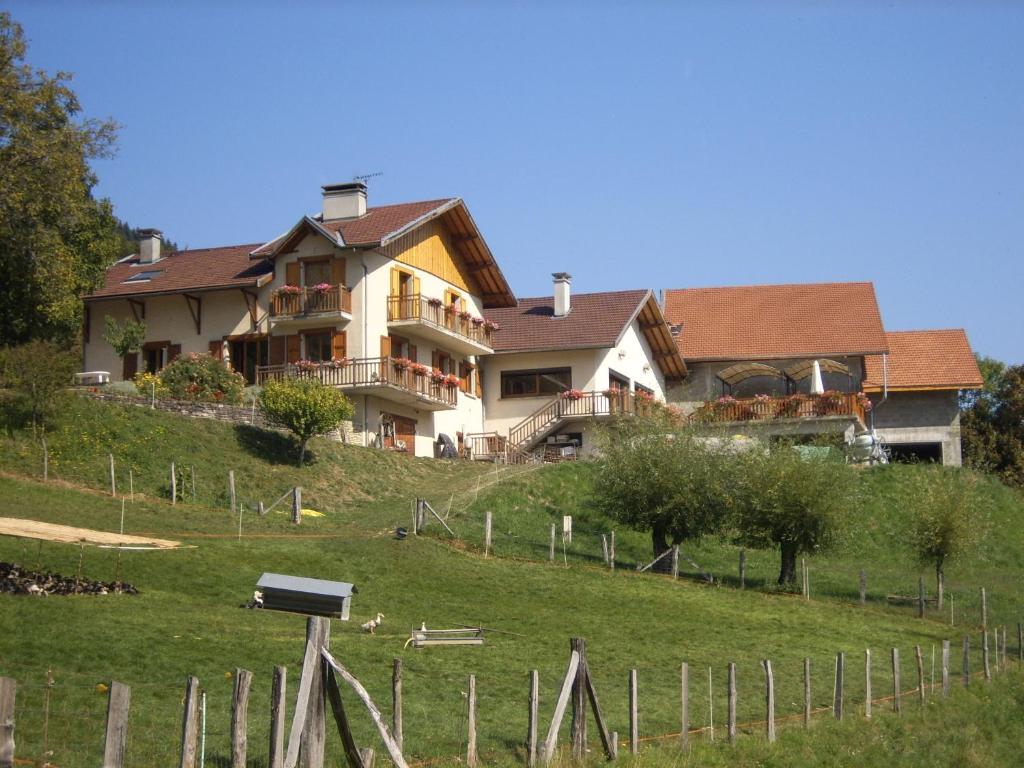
[123,270,164,284]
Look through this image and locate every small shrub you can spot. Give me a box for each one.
[260,377,353,464]
[158,353,245,404]
[133,371,167,398]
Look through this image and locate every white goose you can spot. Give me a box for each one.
[361,612,385,634]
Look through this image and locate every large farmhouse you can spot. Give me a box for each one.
[82,183,982,464]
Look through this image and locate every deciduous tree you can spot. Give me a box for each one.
[0,12,122,345]
[260,377,354,465]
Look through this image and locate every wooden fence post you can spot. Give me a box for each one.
[915,646,924,704]
[739,549,746,589]
[941,641,950,697]
[833,652,844,720]
[358,749,375,768]
[231,669,252,768]
[671,546,679,580]
[549,524,555,562]
[41,438,47,481]
[541,648,580,765]
[109,453,116,496]
[864,649,872,719]
[763,660,775,743]
[484,511,492,557]
[570,638,587,760]
[980,587,987,629]
[300,616,329,768]
[601,535,609,566]
[963,636,970,687]
[891,649,901,713]
[292,487,302,525]
[229,471,237,516]
[467,675,477,768]
[937,570,944,611]
[609,732,618,760]
[727,663,737,744]
[179,676,200,768]
[392,659,403,752]
[527,671,539,767]
[803,658,811,728]
[629,669,638,755]
[609,531,615,570]
[680,662,689,752]
[0,677,14,768]
[102,680,131,768]
[171,462,177,505]
[918,577,925,619]
[859,570,867,606]
[269,666,286,768]
[983,631,991,681]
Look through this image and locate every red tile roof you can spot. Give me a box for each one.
[664,282,889,361]
[487,290,650,352]
[85,244,272,300]
[863,330,983,391]
[321,199,455,245]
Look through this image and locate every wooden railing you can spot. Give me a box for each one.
[270,284,352,317]
[386,294,493,347]
[690,393,868,425]
[464,432,508,460]
[256,356,458,406]
[508,390,646,449]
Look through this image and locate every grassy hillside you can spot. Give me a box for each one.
[0,397,1022,767]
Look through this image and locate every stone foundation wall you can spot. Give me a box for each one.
[77,389,358,444]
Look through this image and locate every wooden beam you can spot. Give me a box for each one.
[127,298,145,322]
[324,666,366,768]
[241,289,259,327]
[184,294,202,335]
[541,650,581,765]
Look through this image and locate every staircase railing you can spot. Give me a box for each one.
[507,390,638,450]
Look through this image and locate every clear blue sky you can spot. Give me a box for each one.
[10,1,1024,363]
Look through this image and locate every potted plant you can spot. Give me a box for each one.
[429,368,446,383]
[471,316,485,327]
[392,357,412,371]
[562,389,585,401]
[815,390,844,416]
[295,359,319,374]
[312,282,332,294]
[328,357,351,369]
[277,284,301,296]
[856,392,873,413]
[411,363,430,377]
[443,373,461,388]
[483,319,500,332]
[774,395,802,418]
[427,296,444,308]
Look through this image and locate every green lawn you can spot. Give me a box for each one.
[0,397,1022,767]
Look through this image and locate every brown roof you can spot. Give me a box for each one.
[863,330,983,391]
[486,289,687,380]
[664,282,889,361]
[86,244,272,300]
[321,199,454,245]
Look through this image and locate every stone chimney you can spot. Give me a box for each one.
[137,229,162,264]
[322,181,367,220]
[552,272,572,317]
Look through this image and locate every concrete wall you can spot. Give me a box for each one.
[868,389,963,466]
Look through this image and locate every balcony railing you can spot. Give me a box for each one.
[270,284,352,318]
[387,294,494,347]
[256,356,458,407]
[508,390,653,449]
[690,393,869,426]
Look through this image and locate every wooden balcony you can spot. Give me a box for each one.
[256,356,458,411]
[269,284,352,331]
[386,294,494,355]
[690,393,868,428]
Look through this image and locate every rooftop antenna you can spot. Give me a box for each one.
[354,171,383,185]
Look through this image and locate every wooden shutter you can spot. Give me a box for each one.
[459,362,469,392]
[431,350,440,370]
[331,258,346,286]
[332,330,347,360]
[269,335,286,365]
[167,344,182,363]
[286,334,301,363]
[476,366,483,398]
[408,344,417,363]
[390,268,400,297]
[380,335,392,359]
[412,275,421,297]
[122,354,138,381]
[208,340,223,360]
[285,261,300,286]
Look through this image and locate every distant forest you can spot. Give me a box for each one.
[114,221,180,259]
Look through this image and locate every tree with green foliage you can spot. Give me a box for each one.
[904,466,990,609]
[102,315,146,360]
[592,412,734,564]
[962,361,1024,487]
[260,377,354,465]
[0,12,123,346]
[0,340,77,434]
[732,445,858,585]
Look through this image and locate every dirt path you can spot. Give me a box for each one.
[0,517,181,549]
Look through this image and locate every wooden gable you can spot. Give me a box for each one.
[380,219,479,295]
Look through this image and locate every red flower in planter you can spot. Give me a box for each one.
[561,389,585,401]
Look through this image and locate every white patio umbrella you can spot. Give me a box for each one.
[810,359,825,395]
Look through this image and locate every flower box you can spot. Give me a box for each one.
[312,282,333,294]
[392,357,412,371]
[562,389,585,401]
[276,284,301,296]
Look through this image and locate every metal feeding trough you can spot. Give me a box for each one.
[255,573,356,620]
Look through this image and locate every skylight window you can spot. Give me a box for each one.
[123,270,164,283]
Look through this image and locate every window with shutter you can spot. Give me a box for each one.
[330,257,346,287]
[380,335,392,359]
[285,261,300,286]
[269,336,286,365]
[286,334,301,363]
[331,331,347,361]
